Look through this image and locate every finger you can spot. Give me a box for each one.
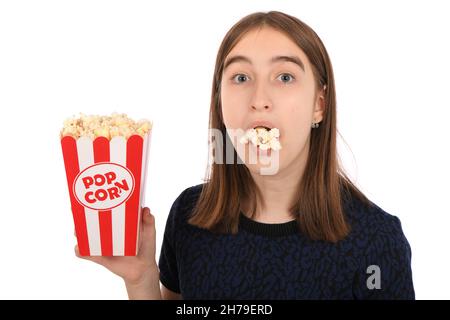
[142,207,155,232]
[139,207,146,239]
[139,207,156,260]
[141,207,154,228]
[74,244,112,268]
[138,208,145,251]
[143,207,152,222]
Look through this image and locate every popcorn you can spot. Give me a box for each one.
[239,127,282,151]
[60,112,152,140]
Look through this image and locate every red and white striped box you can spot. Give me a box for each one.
[61,132,151,256]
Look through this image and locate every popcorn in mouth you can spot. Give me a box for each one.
[239,126,282,151]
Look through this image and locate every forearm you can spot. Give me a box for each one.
[124,266,162,300]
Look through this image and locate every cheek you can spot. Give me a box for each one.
[288,103,313,127]
[280,89,313,122]
[279,96,314,149]
[220,85,248,129]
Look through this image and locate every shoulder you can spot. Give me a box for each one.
[344,196,415,298]
[344,195,407,239]
[343,195,412,258]
[343,195,413,276]
[165,183,205,227]
[172,183,204,212]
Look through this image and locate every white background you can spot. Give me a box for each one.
[0,0,448,299]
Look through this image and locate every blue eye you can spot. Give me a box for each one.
[277,73,295,83]
[232,74,249,84]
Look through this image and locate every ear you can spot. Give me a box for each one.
[313,86,326,122]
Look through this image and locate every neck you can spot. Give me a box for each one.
[242,144,309,223]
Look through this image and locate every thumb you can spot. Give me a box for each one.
[139,207,157,261]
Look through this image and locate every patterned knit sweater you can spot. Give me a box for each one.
[158,184,415,299]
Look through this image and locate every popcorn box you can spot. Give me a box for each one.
[61,133,151,256]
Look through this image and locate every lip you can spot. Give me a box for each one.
[246,120,277,131]
[245,120,281,139]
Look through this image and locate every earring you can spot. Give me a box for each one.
[311,122,320,129]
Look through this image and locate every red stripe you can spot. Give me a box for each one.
[93,137,113,256]
[125,135,143,256]
[61,136,90,256]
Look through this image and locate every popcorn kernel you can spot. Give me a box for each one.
[61,113,152,140]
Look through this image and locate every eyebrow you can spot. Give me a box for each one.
[223,55,305,72]
[271,55,305,72]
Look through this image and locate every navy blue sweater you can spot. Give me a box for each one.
[158,184,415,299]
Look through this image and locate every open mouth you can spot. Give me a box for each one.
[239,126,282,151]
[253,125,272,131]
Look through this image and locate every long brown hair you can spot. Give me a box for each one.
[188,11,372,242]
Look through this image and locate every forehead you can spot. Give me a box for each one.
[227,26,310,69]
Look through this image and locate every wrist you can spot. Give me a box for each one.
[124,265,161,300]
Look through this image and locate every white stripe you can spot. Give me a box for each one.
[135,132,151,254]
[140,132,150,205]
[110,136,127,256]
[76,137,102,256]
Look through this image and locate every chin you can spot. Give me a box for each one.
[242,155,284,176]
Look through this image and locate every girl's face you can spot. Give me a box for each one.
[220,26,325,175]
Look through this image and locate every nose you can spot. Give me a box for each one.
[250,81,272,111]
